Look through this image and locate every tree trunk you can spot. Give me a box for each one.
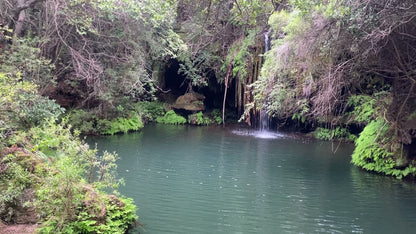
[14,0,26,36]
[222,63,233,127]
[13,0,44,36]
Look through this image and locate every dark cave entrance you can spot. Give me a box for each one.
[159,59,237,113]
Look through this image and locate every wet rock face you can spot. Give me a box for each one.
[173,92,205,111]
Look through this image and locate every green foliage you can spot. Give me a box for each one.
[229,0,274,26]
[0,154,34,222]
[98,112,144,135]
[132,101,166,122]
[0,72,35,133]
[347,95,375,123]
[67,109,96,134]
[223,29,257,82]
[18,93,65,128]
[35,155,85,229]
[67,109,146,135]
[314,127,356,142]
[352,120,416,179]
[211,109,223,125]
[188,112,213,125]
[96,197,138,233]
[39,195,137,234]
[156,110,187,125]
[0,72,64,135]
[178,51,212,87]
[1,119,138,231]
[0,37,55,90]
[347,92,391,124]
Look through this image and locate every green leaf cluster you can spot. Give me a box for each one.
[211,109,223,125]
[156,110,187,125]
[98,112,144,135]
[0,37,55,90]
[1,119,138,231]
[178,51,212,87]
[223,29,257,82]
[0,154,34,223]
[0,72,64,137]
[67,101,165,135]
[352,120,416,179]
[314,127,357,142]
[347,95,376,123]
[131,101,166,122]
[188,112,213,125]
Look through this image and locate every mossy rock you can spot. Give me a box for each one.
[173,92,205,111]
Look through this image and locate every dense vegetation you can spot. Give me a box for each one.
[1,0,416,231]
[0,73,138,231]
[252,0,416,178]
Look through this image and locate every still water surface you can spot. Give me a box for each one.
[88,125,416,233]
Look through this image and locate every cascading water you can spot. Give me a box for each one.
[260,29,272,132]
[232,29,281,139]
[264,29,271,53]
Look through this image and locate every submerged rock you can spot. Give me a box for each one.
[173,92,205,111]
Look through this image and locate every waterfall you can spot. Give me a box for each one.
[264,29,271,53]
[260,29,271,131]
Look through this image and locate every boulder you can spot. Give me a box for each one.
[173,92,205,111]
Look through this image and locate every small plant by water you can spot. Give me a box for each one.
[157,110,187,125]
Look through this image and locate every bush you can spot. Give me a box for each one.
[98,111,144,135]
[211,109,223,125]
[0,72,64,141]
[352,120,416,179]
[347,95,376,123]
[156,110,186,125]
[0,37,55,89]
[2,119,138,232]
[313,127,357,142]
[18,93,65,128]
[132,101,165,122]
[188,112,213,125]
[67,109,96,134]
[0,154,34,223]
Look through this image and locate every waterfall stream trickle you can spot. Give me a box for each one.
[260,29,272,132]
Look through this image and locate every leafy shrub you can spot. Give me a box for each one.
[67,109,96,134]
[0,154,34,222]
[0,72,64,133]
[5,119,139,232]
[314,127,331,140]
[18,93,65,128]
[0,72,34,131]
[347,92,391,124]
[132,101,165,122]
[0,37,55,89]
[67,109,146,135]
[188,112,213,125]
[347,95,375,123]
[352,120,416,179]
[156,110,186,125]
[98,112,144,135]
[314,127,357,142]
[211,109,223,125]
